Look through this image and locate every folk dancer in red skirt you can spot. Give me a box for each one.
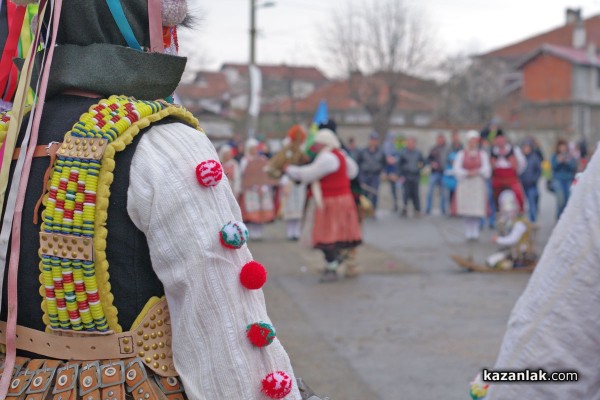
[285,129,362,282]
[490,133,526,212]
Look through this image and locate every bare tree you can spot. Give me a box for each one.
[438,54,510,126]
[322,0,434,135]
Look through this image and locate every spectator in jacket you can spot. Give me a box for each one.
[426,133,448,215]
[520,139,542,223]
[356,132,387,210]
[398,137,425,217]
[551,139,578,219]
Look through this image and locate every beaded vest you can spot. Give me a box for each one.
[0,96,199,379]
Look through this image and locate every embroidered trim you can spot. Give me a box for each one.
[38,95,199,333]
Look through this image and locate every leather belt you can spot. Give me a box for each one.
[0,298,176,377]
[11,143,60,160]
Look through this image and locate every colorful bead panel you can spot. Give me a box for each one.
[39,96,194,333]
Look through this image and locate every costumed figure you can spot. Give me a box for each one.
[273,125,309,241]
[453,130,491,241]
[0,1,322,399]
[489,133,526,212]
[486,190,536,270]
[471,134,600,400]
[218,144,241,199]
[240,138,277,240]
[285,129,361,283]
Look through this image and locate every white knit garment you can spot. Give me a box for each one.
[127,123,301,400]
[486,146,600,399]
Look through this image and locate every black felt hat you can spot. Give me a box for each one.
[38,0,186,100]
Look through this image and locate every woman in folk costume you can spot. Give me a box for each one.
[469,140,600,400]
[285,129,361,282]
[218,144,242,199]
[453,130,491,240]
[490,133,527,212]
[240,138,276,240]
[279,125,307,240]
[0,1,308,399]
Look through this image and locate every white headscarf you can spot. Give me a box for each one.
[246,138,259,150]
[314,129,341,150]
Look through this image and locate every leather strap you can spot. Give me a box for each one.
[7,358,44,399]
[24,359,61,400]
[51,362,78,400]
[124,359,162,400]
[100,360,126,400]
[0,298,177,377]
[0,323,132,361]
[0,356,29,382]
[154,375,185,400]
[11,143,59,161]
[78,361,101,400]
[31,142,61,225]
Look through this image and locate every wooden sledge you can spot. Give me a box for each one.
[451,255,536,273]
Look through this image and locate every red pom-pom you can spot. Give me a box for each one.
[196,159,223,187]
[240,261,267,289]
[246,322,276,347]
[261,371,293,399]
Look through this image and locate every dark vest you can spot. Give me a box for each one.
[1,95,164,334]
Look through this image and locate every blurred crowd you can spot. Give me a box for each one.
[216,122,591,277]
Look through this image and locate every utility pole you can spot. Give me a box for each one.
[246,0,275,139]
[250,0,256,65]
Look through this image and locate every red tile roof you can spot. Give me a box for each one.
[516,43,600,68]
[262,77,435,114]
[177,71,230,99]
[221,63,327,82]
[482,14,600,61]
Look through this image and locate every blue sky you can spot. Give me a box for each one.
[179,0,600,77]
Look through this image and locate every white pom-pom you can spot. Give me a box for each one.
[162,0,188,27]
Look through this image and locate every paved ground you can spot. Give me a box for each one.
[252,185,558,400]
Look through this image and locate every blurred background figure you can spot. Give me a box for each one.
[355,131,387,212]
[346,137,360,160]
[383,132,401,213]
[279,125,308,241]
[488,190,536,269]
[426,133,448,215]
[219,144,242,199]
[240,138,276,239]
[480,123,503,228]
[551,138,578,219]
[490,133,526,216]
[286,129,362,283]
[519,138,542,223]
[453,130,491,240]
[444,131,463,216]
[398,136,424,217]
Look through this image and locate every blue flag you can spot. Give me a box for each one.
[312,99,328,125]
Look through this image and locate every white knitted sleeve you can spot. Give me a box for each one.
[127,123,301,400]
[486,147,600,399]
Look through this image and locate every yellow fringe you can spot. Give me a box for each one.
[130,296,164,330]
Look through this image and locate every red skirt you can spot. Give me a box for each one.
[312,193,362,250]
